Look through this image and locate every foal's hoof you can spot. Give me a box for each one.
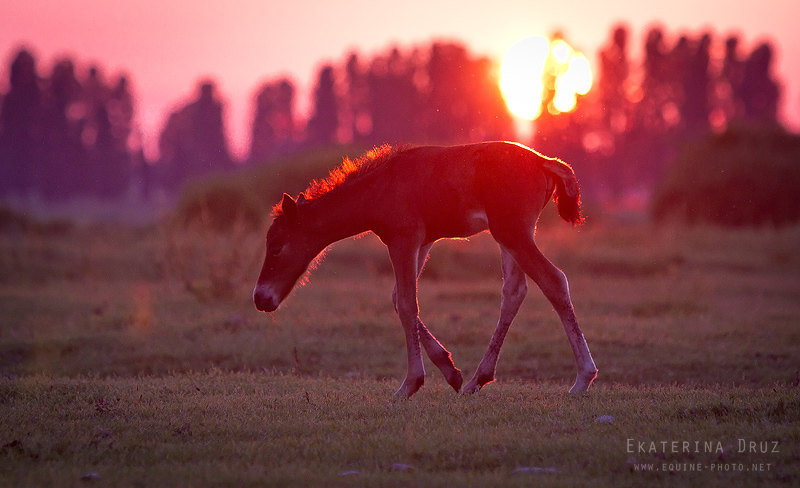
[461,380,481,395]
[461,371,494,395]
[393,377,424,399]
[392,389,412,400]
[393,387,417,399]
[568,370,598,393]
[446,369,464,393]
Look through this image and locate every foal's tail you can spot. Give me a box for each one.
[541,157,585,226]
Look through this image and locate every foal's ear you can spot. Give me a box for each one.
[281,193,299,224]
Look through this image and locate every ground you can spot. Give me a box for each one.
[1,218,798,486]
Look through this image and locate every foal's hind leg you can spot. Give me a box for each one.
[392,244,463,392]
[463,246,527,394]
[494,230,598,392]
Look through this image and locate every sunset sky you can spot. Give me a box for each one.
[2,0,799,159]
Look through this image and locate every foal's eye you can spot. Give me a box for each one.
[268,244,284,256]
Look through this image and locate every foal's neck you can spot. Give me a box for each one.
[303,181,374,247]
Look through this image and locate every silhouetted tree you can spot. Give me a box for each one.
[158,81,232,190]
[76,66,133,198]
[425,42,473,142]
[0,49,43,196]
[720,36,745,126]
[158,110,190,189]
[365,47,423,144]
[88,98,130,198]
[638,27,668,130]
[680,33,712,136]
[423,41,513,144]
[108,76,134,152]
[740,43,780,125]
[40,58,84,199]
[574,26,636,197]
[250,78,296,161]
[598,26,631,135]
[306,65,338,146]
[342,52,370,143]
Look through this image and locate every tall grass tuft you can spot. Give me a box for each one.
[173,177,264,231]
[163,212,264,301]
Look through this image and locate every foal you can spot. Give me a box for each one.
[253,142,598,397]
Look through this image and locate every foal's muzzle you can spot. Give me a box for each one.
[253,285,279,312]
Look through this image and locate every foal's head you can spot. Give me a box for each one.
[253,193,318,312]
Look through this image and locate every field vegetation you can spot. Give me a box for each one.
[653,125,800,226]
[1,148,799,486]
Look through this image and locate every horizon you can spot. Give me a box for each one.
[2,0,799,159]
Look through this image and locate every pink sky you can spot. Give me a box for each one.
[2,0,799,159]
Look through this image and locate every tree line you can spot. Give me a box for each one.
[0,24,784,203]
[535,25,781,201]
[0,52,136,200]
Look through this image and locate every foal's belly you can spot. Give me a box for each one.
[427,209,489,240]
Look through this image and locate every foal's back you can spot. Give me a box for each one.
[371,142,555,240]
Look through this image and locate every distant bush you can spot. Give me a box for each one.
[173,177,264,230]
[0,207,34,231]
[652,126,800,226]
[172,145,364,230]
[166,146,362,300]
[243,144,365,208]
[0,206,73,234]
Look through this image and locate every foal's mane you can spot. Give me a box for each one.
[273,145,403,216]
[305,144,402,200]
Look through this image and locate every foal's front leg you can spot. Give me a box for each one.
[392,244,463,393]
[388,241,427,398]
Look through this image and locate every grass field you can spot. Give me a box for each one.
[1,215,799,486]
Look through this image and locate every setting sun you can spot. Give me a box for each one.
[500,36,550,120]
[500,36,593,120]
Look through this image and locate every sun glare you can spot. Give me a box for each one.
[500,36,593,120]
[500,36,549,120]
